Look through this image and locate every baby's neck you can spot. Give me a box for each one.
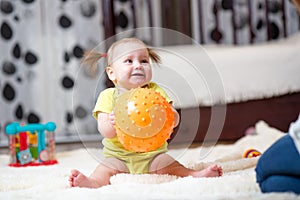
[116,87,128,95]
[116,83,149,95]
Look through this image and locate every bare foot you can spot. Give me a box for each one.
[192,164,223,178]
[69,169,100,188]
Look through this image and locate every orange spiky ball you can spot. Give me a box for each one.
[114,88,174,152]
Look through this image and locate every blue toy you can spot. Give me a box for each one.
[6,122,58,167]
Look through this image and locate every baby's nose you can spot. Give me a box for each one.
[133,61,143,68]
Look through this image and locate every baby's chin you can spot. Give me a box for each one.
[129,78,150,88]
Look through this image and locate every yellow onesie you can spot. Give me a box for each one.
[92,82,172,174]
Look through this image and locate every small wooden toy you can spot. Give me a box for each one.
[5,122,58,167]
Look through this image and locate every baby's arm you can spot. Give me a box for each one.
[97,112,117,138]
[97,106,179,138]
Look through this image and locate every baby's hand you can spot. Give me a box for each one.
[108,111,116,126]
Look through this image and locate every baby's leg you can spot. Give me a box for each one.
[69,157,128,188]
[150,153,222,178]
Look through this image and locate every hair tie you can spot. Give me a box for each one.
[102,53,107,58]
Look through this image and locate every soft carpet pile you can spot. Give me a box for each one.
[0,121,299,200]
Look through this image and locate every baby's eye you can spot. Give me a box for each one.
[124,59,133,64]
[141,59,149,64]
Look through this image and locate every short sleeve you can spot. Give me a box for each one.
[92,88,116,119]
[147,82,172,103]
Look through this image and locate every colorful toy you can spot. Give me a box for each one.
[243,148,262,158]
[114,88,174,152]
[5,122,58,167]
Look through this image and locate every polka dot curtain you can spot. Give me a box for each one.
[111,0,154,44]
[0,0,105,145]
[192,0,300,44]
[0,0,155,146]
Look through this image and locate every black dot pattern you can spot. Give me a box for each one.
[221,0,233,10]
[12,43,21,59]
[62,75,74,89]
[59,15,72,28]
[201,0,299,44]
[2,61,16,75]
[117,11,128,28]
[75,106,87,119]
[1,21,13,40]
[0,0,104,144]
[24,51,38,65]
[22,0,35,4]
[15,104,23,119]
[27,112,40,123]
[2,83,15,101]
[80,1,96,18]
[0,1,14,14]
[72,45,84,58]
[66,112,73,124]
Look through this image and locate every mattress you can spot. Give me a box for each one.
[152,32,300,108]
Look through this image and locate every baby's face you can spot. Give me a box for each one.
[107,42,152,91]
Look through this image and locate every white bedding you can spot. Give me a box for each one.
[1,121,300,200]
[153,32,300,108]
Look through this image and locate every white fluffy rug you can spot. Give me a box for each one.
[1,121,300,200]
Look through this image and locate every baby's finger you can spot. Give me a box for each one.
[109,112,116,125]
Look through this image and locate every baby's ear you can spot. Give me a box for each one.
[106,67,116,82]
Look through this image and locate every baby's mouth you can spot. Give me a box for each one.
[131,73,144,77]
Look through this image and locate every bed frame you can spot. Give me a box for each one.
[171,93,300,143]
[101,0,300,142]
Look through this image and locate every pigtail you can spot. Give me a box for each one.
[82,51,107,77]
[148,48,161,64]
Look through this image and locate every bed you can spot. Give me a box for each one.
[101,0,300,144]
